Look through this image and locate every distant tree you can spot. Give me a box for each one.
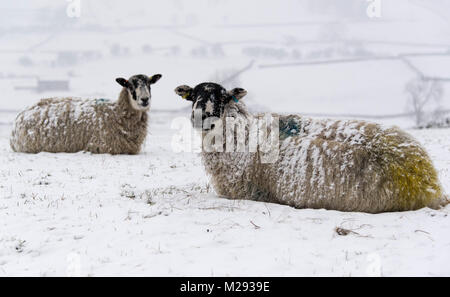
[142,44,153,54]
[55,51,79,67]
[18,56,34,67]
[208,65,268,113]
[170,46,181,56]
[291,49,302,60]
[209,68,242,89]
[318,22,348,41]
[190,46,208,58]
[110,43,129,56]
[405,77,443,126]
[211,45,225,57]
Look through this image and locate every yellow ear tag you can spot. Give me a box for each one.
[182,93,190,99]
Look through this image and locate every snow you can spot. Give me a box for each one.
[1,0,450,276]
[0,113,449,276]
[1,1,449,121]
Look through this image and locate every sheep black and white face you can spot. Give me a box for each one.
[174,82,247,130]
[116,74,162,111]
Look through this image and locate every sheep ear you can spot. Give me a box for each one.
[227,88,247,102]
[175,85,193,101]
[149,74,162,84]
[116,78,129,88]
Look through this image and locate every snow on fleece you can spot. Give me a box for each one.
[10,90,148,154]
[201,101,446,213]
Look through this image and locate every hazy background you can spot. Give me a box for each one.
[1,0,450,127]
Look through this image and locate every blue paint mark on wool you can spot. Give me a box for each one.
[95,98,111,105]
[279,117,301,139]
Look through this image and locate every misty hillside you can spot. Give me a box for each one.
[0,0,449,127]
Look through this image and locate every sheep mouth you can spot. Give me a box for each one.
[136,101,151,110]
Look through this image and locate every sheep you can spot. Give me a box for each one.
[10,74,162,154]
[174,82,448,213]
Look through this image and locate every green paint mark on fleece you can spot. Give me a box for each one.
[375,128,443,210]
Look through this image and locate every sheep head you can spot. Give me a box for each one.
[174,82,247,130]
[116,74,162,111]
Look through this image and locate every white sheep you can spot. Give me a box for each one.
[175,82,447,213]
[10,74,162,154]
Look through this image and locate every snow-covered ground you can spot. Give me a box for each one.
[0,112,449,277]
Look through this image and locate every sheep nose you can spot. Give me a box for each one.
[141,97,149,106]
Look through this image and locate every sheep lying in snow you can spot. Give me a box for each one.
[175,82,448,213]
[10,74,162,154]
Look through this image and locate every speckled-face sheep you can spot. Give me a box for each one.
[175,82,447,213]
[10,74,162,154]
